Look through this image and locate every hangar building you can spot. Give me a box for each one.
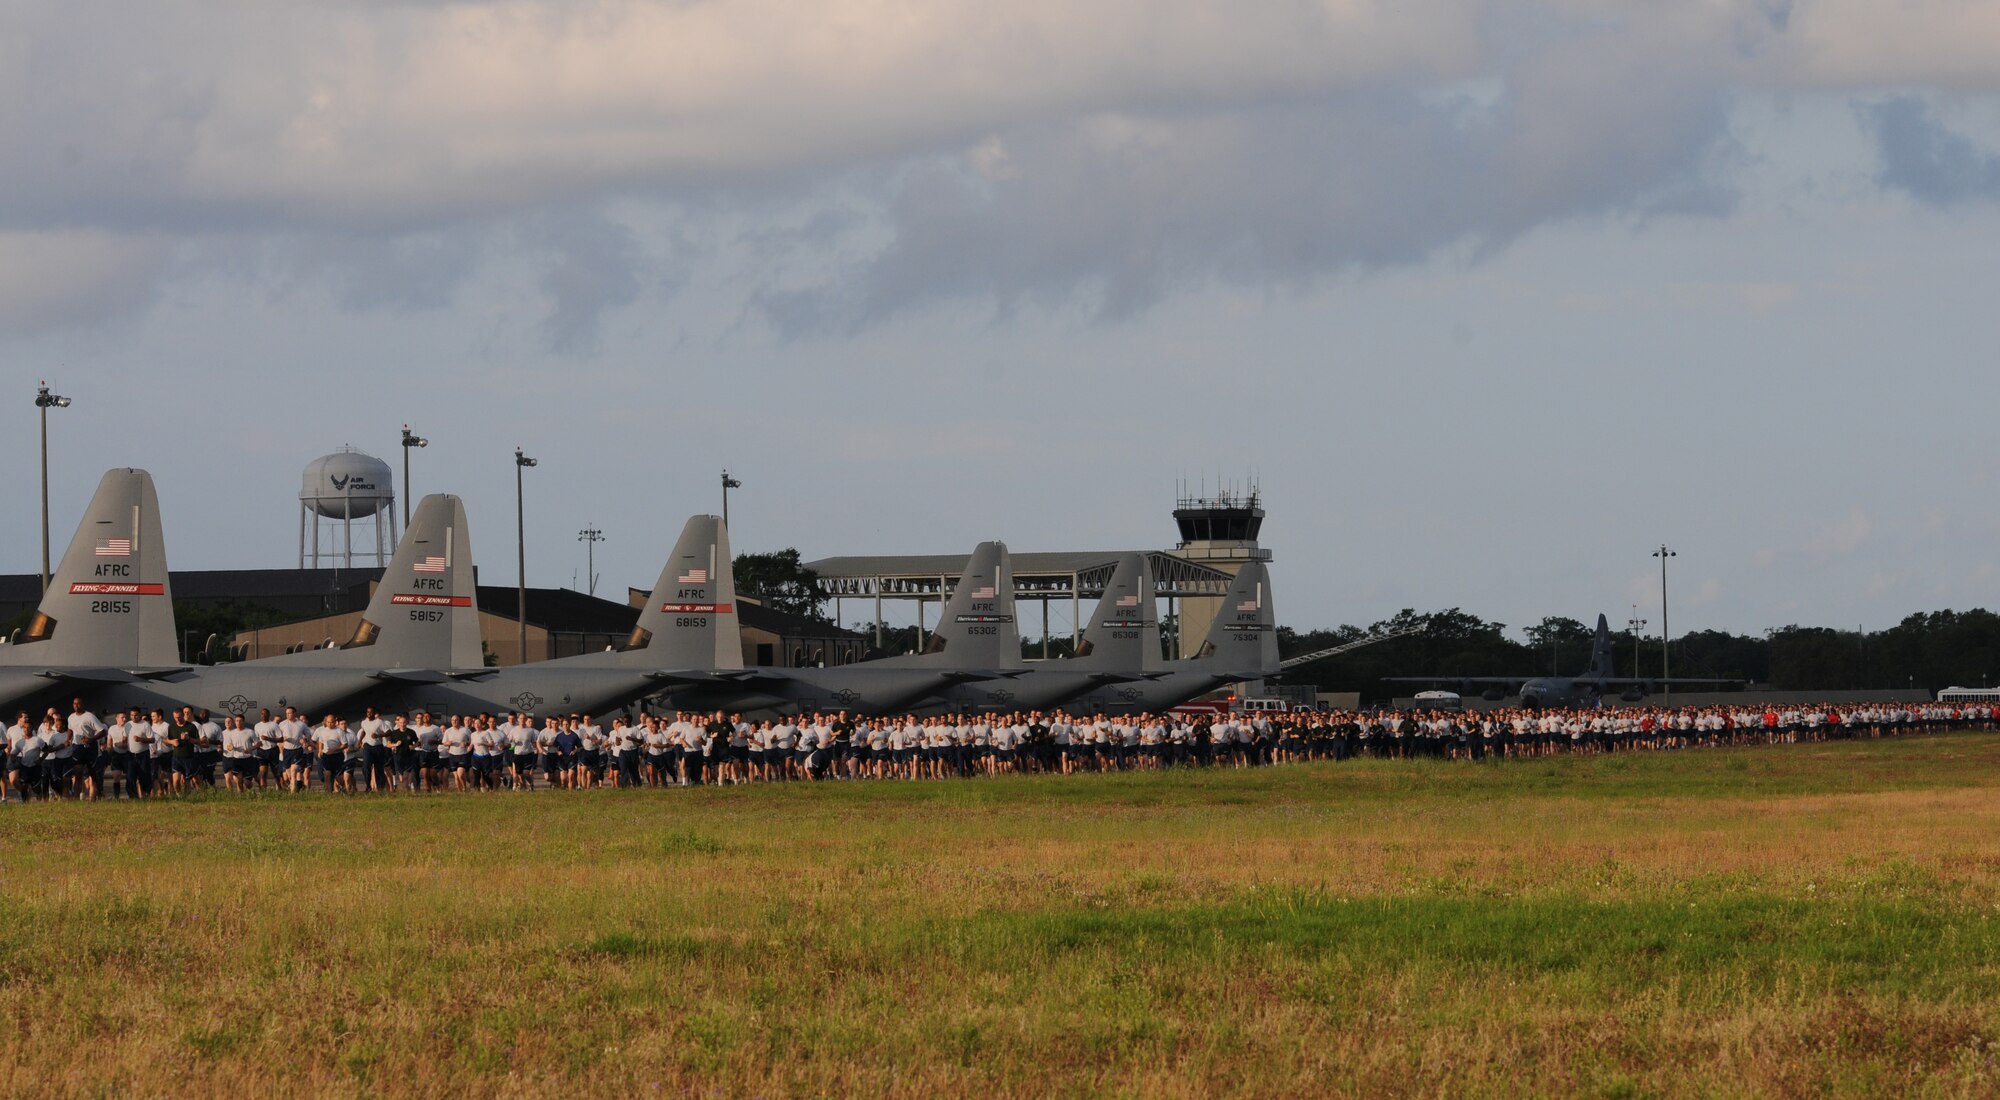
[0,570,862,669]
[807,489,1270,659]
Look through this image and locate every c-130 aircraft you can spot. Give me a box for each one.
[9,475,1279,720]
[642,535,1032,716]
[1389,613,1732,709]
[648,534,1281,716]
[0,470,483,719]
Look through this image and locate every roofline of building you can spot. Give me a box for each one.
[803,549,1251,599]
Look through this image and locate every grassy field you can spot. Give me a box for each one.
[5,737,2000,1097]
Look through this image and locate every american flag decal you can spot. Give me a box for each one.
[1116,594,1140,607]
[95,538,131,557]
[970,585,995,599]
[1237,598,1260,612]
[679,567,708,584]
[412,555,447,574]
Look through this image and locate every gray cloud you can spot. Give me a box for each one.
[1863,96,2000,205]
[5,1,1997,345]
[521,211,649,353]
[756,52,1739,332]
[276,232,488,313]
[0,231,174,336]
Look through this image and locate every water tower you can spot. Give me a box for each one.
[299,447,398,568]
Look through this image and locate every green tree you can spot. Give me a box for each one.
[1672,629,1767,685]
[174,600,294,663]
[1522,616,1592,674]
[1276,608,1532,704]
[866,624,925,660]
[1868,609,2000,692]
[733,549,828,621]
[1767,626,1862,690]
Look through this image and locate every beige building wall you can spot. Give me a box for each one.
[236,587,864,669]
[232,612,366,661]
[233,609,551,666]
[478,611,552,666]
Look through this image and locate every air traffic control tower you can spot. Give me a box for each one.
[1166,487,1272,659]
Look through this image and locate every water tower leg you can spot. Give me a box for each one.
[343,495,353,569]
[299,504,306,569]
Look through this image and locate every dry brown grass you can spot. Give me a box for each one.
[2,735,1999,1096]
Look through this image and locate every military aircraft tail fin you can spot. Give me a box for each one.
[338,494,484,669]
[4,468,179,669]
[1074,553,1160,670]
[1580,613,1615,680]
[917,541,1021,669]
[1187,561,1279,675]
[627,515,742,670]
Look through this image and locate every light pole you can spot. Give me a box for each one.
[35,382,71,595]
[1628,609,1647,679]
[578,525,604,596]
[1653,544,1676,694]
[515,447,538,665]
[721,469,741,528]
[399,425,428,528]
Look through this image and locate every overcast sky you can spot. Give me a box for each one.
[5,1,2000,641]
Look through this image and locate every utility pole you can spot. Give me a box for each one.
[577,525,604,596]
[400,425,428,528]
[514,447,538,664]
[36,382,71,595]
[721,469,741,528]
[1653,544,1676,694]
[1628,607,1647,679]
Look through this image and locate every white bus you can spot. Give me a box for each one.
[1937,687,2000,703]
[1412,689,1463,710]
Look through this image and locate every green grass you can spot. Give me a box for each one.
[5,735,2000,1096]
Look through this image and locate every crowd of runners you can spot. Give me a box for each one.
[4,697,1992,801]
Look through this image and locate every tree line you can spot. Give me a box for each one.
[1277,608,2000,702]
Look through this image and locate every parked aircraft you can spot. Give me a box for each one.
[1057,559,1281,715]
[363,514,742,718]
[1388,613,1732,708]
[0,469,180,712]
[655,538,1020,716]
[931,551,1161,713]
[4,480,481,718]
